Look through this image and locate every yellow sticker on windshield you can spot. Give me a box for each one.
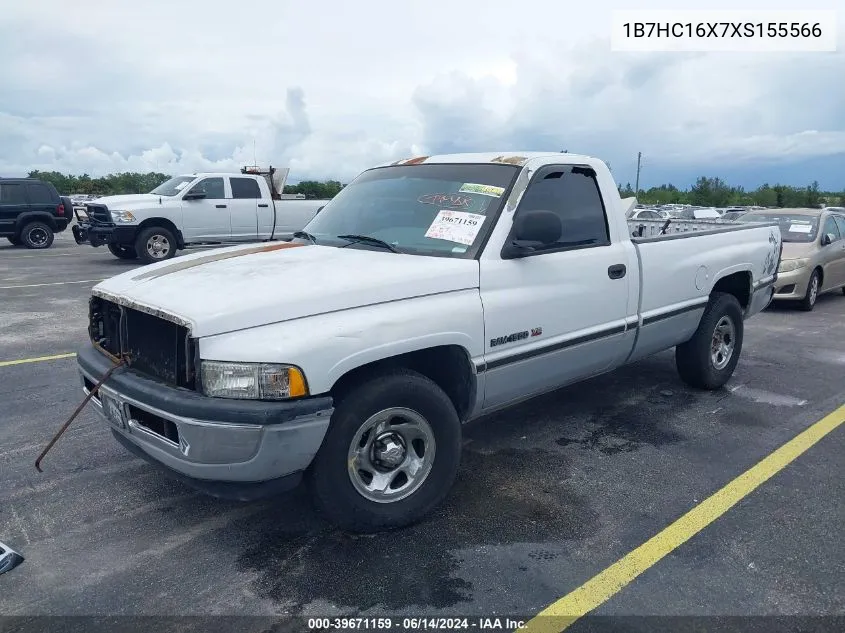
[458,183,505,197]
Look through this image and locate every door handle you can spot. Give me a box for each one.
[215,204,227,208]
[608,264,626,279]
[258,203,269,208]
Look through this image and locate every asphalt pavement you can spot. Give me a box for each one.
[1,231,843,632]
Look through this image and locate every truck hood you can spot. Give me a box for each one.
[91,194,162,209]
[92,243,480,337]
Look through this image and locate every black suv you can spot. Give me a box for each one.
[0,178,72,249]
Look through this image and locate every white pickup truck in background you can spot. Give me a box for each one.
[72,166,329,263]
[76,151,782,533]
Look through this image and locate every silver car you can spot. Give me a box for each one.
[739,208,845,310]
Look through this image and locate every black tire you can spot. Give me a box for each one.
[134,226,176,264]
[675,292,744,390]
[308,369,462,533]
[21,221,55,249]
[841,286,845,296]
[108,243,138,260]
[6,236,22,246]
[798,269,821,312]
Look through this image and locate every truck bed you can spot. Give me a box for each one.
[628,217,737,239]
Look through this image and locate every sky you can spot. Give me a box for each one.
[1,0,843,190]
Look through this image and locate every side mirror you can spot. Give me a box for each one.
[821,233,835,246]
[501,210,562,259]
[183,190,206,201]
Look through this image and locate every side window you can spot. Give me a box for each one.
[515,166,610,249]
[188,177,225,199]
[0,183,27,204]
[230,177,261,199]
[833,215,845,237]
[821,216,840,242]
[26,184,54,204]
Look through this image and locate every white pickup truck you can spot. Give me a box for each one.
[72,166,328,264]
[76,152,782,532]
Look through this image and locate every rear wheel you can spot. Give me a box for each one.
[135,226,176,264]
[21,221,55,249]
[798,269,821,311]
[107,243,137,260]
[308,369,462,533]
[675,292,744,390]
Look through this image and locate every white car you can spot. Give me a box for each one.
[77,151,782,532]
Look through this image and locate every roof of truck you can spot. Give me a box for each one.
[380,152,598,167]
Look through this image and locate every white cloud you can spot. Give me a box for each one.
[1,0,843,188]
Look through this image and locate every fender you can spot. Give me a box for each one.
[197,290,486,395]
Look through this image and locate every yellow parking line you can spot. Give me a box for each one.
[523,403,845,633]
[0,352,77,368]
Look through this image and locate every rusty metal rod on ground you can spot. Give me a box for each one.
[35,355,129,473]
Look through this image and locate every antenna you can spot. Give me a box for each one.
[253,139,257,168]
[635,152,642,196]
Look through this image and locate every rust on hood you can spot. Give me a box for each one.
[92,287,194,328]
[491,155,528,166]
[130,242,306,282]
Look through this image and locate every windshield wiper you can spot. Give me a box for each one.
[337,234,401,253]
[292,230,318,244]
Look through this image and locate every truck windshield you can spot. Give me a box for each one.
[740,213,819,243]
[299,163,519,257]
[150,176,196,197]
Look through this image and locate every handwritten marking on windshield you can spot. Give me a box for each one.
[418,193,473,208]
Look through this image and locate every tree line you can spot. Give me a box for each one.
[25,170,845,208]
[621,177,845,208]
[26,170,346,200]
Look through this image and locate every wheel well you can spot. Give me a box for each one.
[137,218,184,248]
[330,345,476,421]
[711,271,751,309]
[813,266,823,285]
[17,213,57,234]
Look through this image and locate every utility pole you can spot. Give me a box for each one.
[635,152,642,197]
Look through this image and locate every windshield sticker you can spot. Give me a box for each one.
[424,210,486,245]
[174,181,190,191]
[788,223,812,233]
[458,183,505,197]
[418,193,473,208]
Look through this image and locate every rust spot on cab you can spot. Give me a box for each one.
[402,156,429,165]
[491,155,528,166]
[258,242,306,253]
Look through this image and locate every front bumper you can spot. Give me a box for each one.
[72,222,138,248]
[771,265,813,301]
[77,343,334,500]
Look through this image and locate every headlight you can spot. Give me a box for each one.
[111,210,136,223]
[778,258,808,273]
[200,361,308,400]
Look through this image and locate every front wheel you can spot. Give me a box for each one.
[798,269,820,311]
[675,292,744,390]
[135,226,176,264]
[308,369,462,533]
[107,243,137,260]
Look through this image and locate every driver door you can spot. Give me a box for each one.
[180,177,231,241]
